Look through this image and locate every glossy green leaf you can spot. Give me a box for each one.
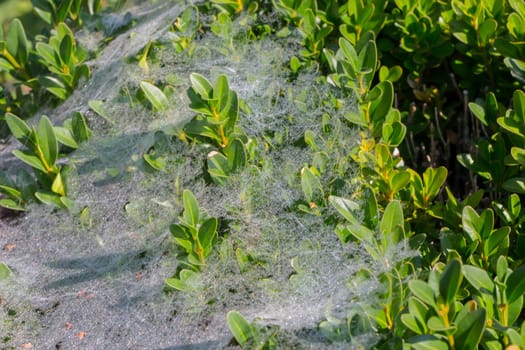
[506,265,525,304]
[503,178,525,194]
[207,151,231,184]
[380,200,403,238]
[485,226,510,257]
[12,150,47,173]
[462,206,482,242]
[143,153,166,171]
[454,308,486,350]
[479,19,497,44]
[401,313,424,334]
[88,100,113,124]
[427,316,454,332]
[379,65,402,82]
[198,217,218,254]
[182,189,200,228]
[514,90,525,120]
[439,259,462,306]
[511,147,525,165]
[301,166,323,204]
[40,76,68,100]
[227,311,253,346]
[462,265,494,293]
[328,195,361,223]
[51,171,65,196]
[35,191,65,208]
[6,19,28,64]
[37,115,58,170]
[53,126,78,149]
[140,81,169,111]
[409,280,435,307]
[408,335,449,350]
[60,33,73,64]
[223,138,246,172]
[71,112,91,143]
[0,198,25,211]
[5,113,32,143]
[190,73,213,100]
[424,167,447,200]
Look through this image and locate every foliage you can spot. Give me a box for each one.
[227,310,279,349]
[0,112,90,210]
[166,189,219,292]
[182,73,253,184]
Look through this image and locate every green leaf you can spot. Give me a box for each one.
[12,150,47,173]
[88,100,113,124]
[190,73,213,100]
[363,187,379,228]
[51,171,66,196]
[301,166,323,204]
[514,90,525,121]
[5,113,32,143]
[53,126,78,149]
[37,115,58,169]
[170,224,192,252]
[409,280,435,307]
[401,313,424,334]
[454,308,486,350]
[328,195,359,221]
[140,81,169,111]
[59,33,73,64]
[379,65,402,82]
[439,259,462,306]
[485,226,510,257]
[198,217,218,253]
[427,316,455,332]
[143,153,166,171]
[503,178,525,194]
[424,167,448,201]
[462,265,494,293]
[479,19,497,44]
[382,121,406,146]
[207,151,231,184]
[223,138,246,172]
[508,295,523,326]
[0,198,25,211]
[71,112,91,143]
[182,189,200,228]
[408,335,449,350]
[6,19,28,64]
[227,310,253,346]
[0,262,11,279]
[511,147,525,166]
[390,171,410,194]
[506,265,525,304]
[380,200,404,241]
[462,206,482,242]
[40,76,68,100]
[338,37,358,75]
[35,191,65,208]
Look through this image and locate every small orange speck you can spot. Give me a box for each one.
[21,343,33,349]
[65,323,73,330]
[76,332,86,340]
[4,244,15,251]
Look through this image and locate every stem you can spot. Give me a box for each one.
[211,106,228,148]
[439,304,455,349]
[2,49,30,81]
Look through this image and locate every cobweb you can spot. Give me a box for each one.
[0,1,416,349]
